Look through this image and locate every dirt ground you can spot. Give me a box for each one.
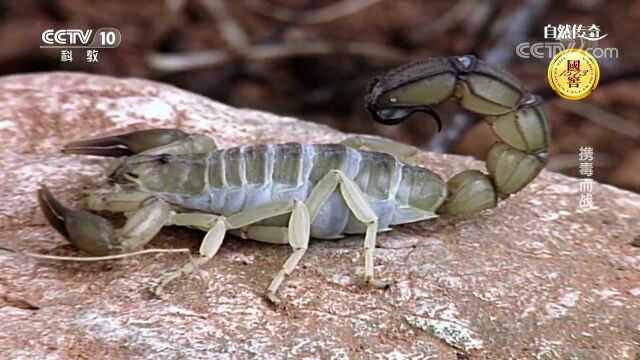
[0,0,638,192]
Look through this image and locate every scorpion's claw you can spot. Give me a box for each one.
[63,128,189,157]
[38,185,117,255]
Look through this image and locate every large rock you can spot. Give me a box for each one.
[0,73,638,359]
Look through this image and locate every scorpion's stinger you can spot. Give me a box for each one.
[63,128,190,157]
[421,107,442,132]
[366,103,442,132]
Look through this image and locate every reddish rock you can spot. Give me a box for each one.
[0,73,638,359]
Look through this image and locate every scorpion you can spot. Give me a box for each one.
[35,55,549,304]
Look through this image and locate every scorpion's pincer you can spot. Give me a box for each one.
[62,128,190,157]
[38,185,117,255]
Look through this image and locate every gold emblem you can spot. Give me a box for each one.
[548,49,600,100]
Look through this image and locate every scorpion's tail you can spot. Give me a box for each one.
[365,55,549,215]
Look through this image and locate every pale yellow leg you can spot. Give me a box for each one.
[153,217,226,295]
[305,170,390,288]
[229,226,289,244]
[265,201,310,304]
[155,167,389,301]
[154,200,312,304]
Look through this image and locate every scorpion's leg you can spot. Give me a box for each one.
[224,200,311,304]
[229,226,289,244]
[340,134,419,163]
[262,202,310,304]
[155,200,311,305]
[63,128,217,157]
[153,213,227,296]
[38,186,171,255]
[306,170,390,289]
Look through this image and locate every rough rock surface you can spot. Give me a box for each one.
[0,73,639,359]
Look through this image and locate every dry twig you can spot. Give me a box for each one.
[408,0,479,44]
[554,101,640,140]
[148,41,405,72]
[547,152,616,172]
[147,0,189,47]
[201,0,251,52]
[185,0,317,97]
[242,0,384,24]
[147,0,405,72]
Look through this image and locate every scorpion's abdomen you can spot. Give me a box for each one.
[157,143,447,238]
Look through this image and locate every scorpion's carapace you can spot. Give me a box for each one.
[33,55,550,305]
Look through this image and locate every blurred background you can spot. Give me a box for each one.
[1,0,638,192]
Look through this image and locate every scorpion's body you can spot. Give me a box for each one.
[121,143,445,239]
[35,55,551,304]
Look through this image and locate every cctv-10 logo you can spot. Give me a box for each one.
[41,28,121,48]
